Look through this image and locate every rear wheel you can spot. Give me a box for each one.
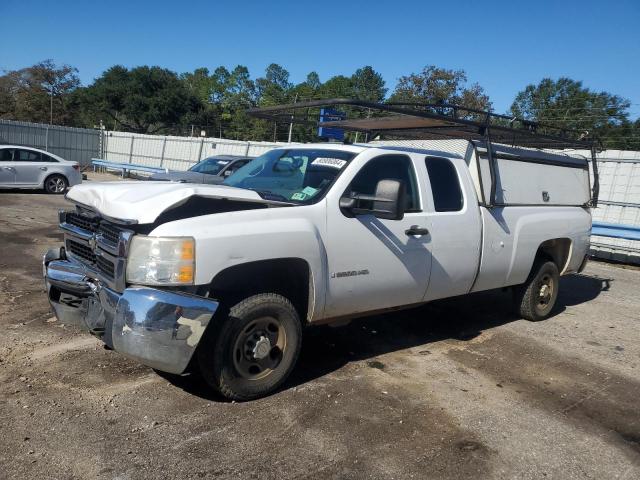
[198,293,302,401]
[44,174,68,194]
[513,260,560,321]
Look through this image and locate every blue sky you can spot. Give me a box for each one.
[1,0,638,116]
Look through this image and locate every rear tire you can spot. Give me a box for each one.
[44,174,68,194]
[513,260,559,321]
[197,293,302,401]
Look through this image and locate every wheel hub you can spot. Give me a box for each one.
[252,335,271,360]
[538,275,553,306]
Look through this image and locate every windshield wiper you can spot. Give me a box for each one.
[252,190,295,204]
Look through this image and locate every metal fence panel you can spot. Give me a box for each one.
[0,119,101,166]
[102,131,286,171]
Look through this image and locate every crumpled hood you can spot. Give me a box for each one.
[66,181,277,224]
[149,171,224,184]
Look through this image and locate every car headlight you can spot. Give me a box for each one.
[126,236,195,285]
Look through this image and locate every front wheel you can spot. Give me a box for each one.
[44,174,68,194]
[513,260,560,321]
[197,293,302,401]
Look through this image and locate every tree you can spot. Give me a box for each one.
[351,66,386,102]
[318,75,354,99]
[256,63,292,106]
[389,65,491,113]
[0,59,81,125]
[81,65,198,133]
[510,78,638,149]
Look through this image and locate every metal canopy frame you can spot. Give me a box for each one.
[247,98,599,206]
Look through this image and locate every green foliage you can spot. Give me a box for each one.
[389,65,491,112]
[510,78,640,149]
[0,59,81,125]
[1,60,638,148]
[80,65,198,134]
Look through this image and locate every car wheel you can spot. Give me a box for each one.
[197,293,302,401]
[44,174,68,194]
[513,259,560,321]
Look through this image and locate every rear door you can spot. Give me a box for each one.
[13,149,47,186]
[0,148,16,185]
[421,156,482,301]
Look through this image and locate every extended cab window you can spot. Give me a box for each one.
[347,154,419,212]
[425,157,463,212]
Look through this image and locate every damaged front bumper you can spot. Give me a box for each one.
[43,248,218,374]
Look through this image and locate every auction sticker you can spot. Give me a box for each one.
[311,158,347,169]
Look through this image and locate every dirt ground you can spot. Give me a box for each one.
[1,178,639,479]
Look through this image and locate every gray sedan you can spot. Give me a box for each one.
[0,145,83,194]
[150,155,254,184]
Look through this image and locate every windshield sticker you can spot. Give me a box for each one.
[291,192,307,201]
[311,157,347,169]
[217,160,230,165]
[302,186,318,196]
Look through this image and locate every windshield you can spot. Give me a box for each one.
[223,148,356,203]
[189,157,232,175]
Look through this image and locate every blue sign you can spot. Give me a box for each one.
[318,108,346,140]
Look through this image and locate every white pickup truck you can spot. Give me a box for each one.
[43,138,592,400]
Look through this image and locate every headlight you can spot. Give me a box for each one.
[126,236,195,285]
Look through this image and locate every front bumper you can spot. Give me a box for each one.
[43,248,218,374]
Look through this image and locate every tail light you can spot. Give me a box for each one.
[72,164,80,171]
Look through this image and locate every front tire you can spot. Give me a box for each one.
[44,174,68,194]
[198,293,302,401]
[513,259,560,321]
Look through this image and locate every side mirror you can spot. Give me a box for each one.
[372,179,405,220]
[339,178,406,221]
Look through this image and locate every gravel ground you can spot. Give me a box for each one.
[1,177,639,479]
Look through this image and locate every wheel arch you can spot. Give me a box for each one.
[207,257,314,324]
[535,238,573,274]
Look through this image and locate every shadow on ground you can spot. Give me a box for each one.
[163,272,612,401]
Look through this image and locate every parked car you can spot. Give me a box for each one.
[0,145,82,194]
[44,139,592,400]
[149,155,254,184]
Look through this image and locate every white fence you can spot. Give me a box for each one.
[589,150,640,264]
[103,131,286,171]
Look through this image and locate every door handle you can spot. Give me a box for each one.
[405,225,430,236]
[40,167,48,171]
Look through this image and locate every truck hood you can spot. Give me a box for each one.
[66,181,286,224]
[149,171,224,184]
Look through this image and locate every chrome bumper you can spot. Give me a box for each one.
[43,248,218,374]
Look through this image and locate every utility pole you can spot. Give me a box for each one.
[49,85,54,124]
[287,93,298,143]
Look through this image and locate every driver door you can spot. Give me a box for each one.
[324,153,432,318]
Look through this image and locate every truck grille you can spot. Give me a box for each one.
[61,210,131,289]
[67,239,96,263]
[98,222,121,245]
[66,239,116,280]
[65,212,99,233]
[96,255,116,279]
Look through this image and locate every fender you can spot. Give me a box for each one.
[149,203,328,321]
